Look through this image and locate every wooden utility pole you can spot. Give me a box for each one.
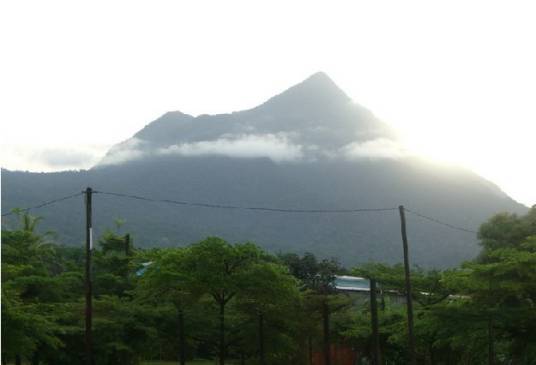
[125,233,130,256]
[308,336,313,365]
[399,205,416,365]
[219,300,225,365]
[259,313,266,365]
[322,300,331,365]
[370,278,381,365]
[85,187,94,365]
[488,315,494,365]
[179,309,186,365]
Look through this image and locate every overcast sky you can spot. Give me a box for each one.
[1,0,535,206]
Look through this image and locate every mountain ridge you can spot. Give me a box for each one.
[98,72,395,167]
[1,72,528,267]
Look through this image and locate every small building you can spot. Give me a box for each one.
[334,275,406,306]
[334,275,370,292]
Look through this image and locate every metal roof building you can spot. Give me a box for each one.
[334,275,370,292]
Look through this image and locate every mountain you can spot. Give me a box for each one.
[99,72,396,166]
[1,72,527,267]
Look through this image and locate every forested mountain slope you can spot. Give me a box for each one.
[2,72,527,267]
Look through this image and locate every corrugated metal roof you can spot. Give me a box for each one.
[334,275,370,292]
[136,261,153,276]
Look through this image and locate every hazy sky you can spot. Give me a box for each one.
[1,1,535,206]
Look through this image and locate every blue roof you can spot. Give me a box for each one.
[334,275,370,292]
[136,261,153,277]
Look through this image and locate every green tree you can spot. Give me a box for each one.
[280,252,347,365]
[93,229,135,297]
[1,213,71,364]
[181,237,262,365]
[135,247,201,365]
[234,261,302,364]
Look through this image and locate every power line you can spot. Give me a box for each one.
[405,208,478,234]
[93,190,398,214]
[1,192,84,217]
[1,189,479,235]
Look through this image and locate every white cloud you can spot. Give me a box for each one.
[341,138,407,160]
[98,138,146,166]
[159,134,303,162]
[0,144,108,172]
[96,135,407,167]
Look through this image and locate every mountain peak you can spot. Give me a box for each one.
[290,71,349,99]
[125,72,389,152]
[134,110,194,142]
[256,72,350,112]
[304,71,335,84]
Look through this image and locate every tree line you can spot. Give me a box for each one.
[2,207,536,364]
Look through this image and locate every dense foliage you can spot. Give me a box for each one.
[2,207,535,364]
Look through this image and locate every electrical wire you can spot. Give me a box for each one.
[1,192,84,217]
[93,190,398,214]
[1,189,479,235]
[404,208,478,234]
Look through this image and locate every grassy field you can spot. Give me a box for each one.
[142,361,215,365]
[8,360,231,365]
[142,360,238,365]
[142,362,213,365]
